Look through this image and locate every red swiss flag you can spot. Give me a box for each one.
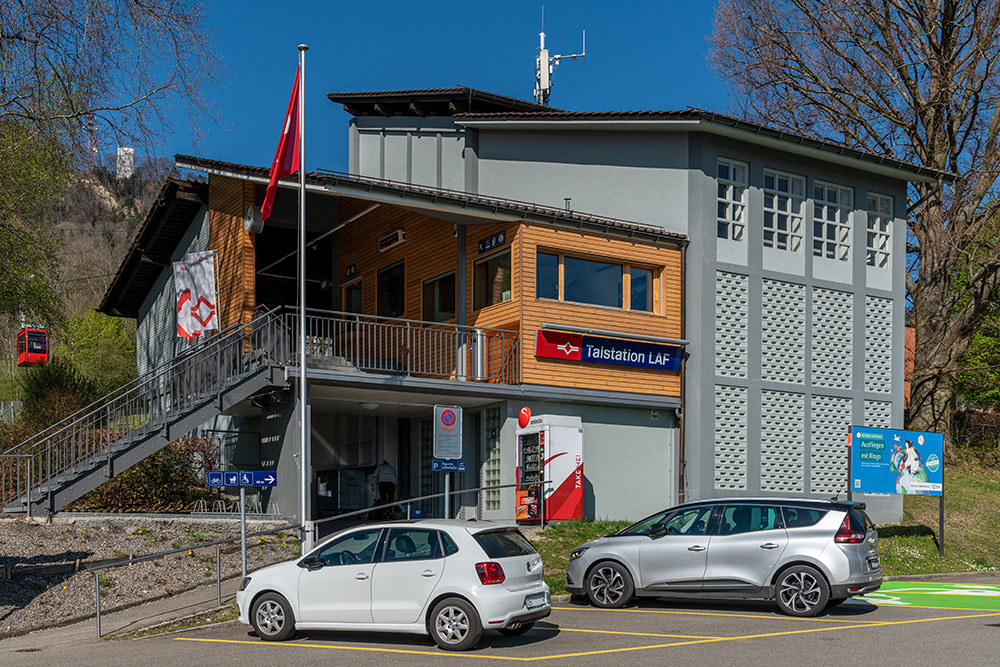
[261,65,301,221]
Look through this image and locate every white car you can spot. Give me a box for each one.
[236,519,550,650]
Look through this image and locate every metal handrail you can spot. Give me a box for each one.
[299,306,518,336]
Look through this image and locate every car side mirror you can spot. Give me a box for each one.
[649,523,668,538]
[299,556,325,570]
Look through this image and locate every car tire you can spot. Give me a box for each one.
[251,592,296,641]
[774,565,830,617]
[498,622,534,637]
[586,561,634,608]
[826,597,849,607]
[430,597,482,651]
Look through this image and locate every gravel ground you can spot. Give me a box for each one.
[0,516,300,639]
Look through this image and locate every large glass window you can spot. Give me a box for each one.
[564,256,623,308]
[717,158,748,241]
[866,193,892,268]
[422,271,455,322]
[536,252,559,300]
[482,407,502,511]
[377,261,405,318]
[630,266,652,312]
[474,249,511,310]
[342,281,362,314]
[314,528,383,565]
[763,169,805,252]
[813,181,852,261]
[717,505,783,536]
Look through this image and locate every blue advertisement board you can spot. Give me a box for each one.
[850,426,943,496]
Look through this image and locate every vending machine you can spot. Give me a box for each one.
[515,414,583,523]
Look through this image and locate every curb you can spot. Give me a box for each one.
[885,571,1000,582]
[551,594,572,603]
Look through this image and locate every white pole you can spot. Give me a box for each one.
[240,486,247,579]
[444,472,450,519]
[297,43,313,552]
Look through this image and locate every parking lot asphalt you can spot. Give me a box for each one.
[6,578,1000,666]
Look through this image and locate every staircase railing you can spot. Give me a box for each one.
[0,310,291,510]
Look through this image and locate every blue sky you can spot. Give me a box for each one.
[168,1,727,173]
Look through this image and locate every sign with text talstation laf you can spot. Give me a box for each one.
[433,405,463,459]
[535,330,681,371]
[207,471,277,488]
[849,426,943,496]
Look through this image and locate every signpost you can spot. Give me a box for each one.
[207,471,278,577]
[433,406,463,518]
[848,426,945,554]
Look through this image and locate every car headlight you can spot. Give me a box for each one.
[569,547,589,561]
[239,576,252,592]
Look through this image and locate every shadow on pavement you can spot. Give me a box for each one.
[561,594,878,617]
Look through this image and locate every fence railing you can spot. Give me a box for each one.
[0,310,289,511]
[90,480,548,637]
[289,308,520,385]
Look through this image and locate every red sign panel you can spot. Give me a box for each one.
[534,330,583,361]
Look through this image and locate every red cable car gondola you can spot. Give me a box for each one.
[16,327,49,366]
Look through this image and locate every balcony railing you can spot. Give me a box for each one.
[286,309,520,385]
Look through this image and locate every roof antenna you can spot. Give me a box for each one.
[534,8,586,106]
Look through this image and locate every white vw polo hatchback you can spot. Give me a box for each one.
[236,519,550,650]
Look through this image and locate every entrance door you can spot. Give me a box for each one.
[297,527,383,623]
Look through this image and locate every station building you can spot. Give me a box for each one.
[93,86,946,525]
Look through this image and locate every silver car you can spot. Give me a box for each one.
[565,498,881,616]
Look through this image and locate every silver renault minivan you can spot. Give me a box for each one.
[565,498,880,616]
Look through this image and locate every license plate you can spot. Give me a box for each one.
[525,593,546,609]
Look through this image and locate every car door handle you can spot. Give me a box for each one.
[760,543,780,550]
[687,545,706,552]
[355,572,369,580]
[421,570,436,577]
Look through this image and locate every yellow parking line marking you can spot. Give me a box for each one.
[174,637,523,661]
[537,625,718,639]
[551,606,877,623]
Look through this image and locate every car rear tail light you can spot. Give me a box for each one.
[834,515,866,543]
[476,561,506,584]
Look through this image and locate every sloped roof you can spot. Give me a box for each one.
[328,85,556,116]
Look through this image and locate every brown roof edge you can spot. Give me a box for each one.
[453,108,955,182]
[98,177,208,317]
[327,85,559,116]
[173,154,686,245]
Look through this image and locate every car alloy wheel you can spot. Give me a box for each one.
[776,565,829,617]
[436,605,469,644]
[430,597,482,651]
[586,561,634,608]
[256,600,285,635]
[251,592,296,641]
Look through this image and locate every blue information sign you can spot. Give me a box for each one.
[850,426,943,496]
[581,335,682,371]
[432,458,467,473]
[210,470,278,488]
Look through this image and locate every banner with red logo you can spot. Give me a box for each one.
[173,251,218,339]
[535,330,681,371]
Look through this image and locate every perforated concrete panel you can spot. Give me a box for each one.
[714,385,748,490]
[812,288,854,389]
[761,279,806,384]
[864,400,892,428]
[865,296,893,394]
[761,390,805,492]
[810,395,852,494]
[715,272,749,379]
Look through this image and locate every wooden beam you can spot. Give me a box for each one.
[448,101,468,114]
[343,103,367,116]
[373,103,395,117]
[409,101,430,117]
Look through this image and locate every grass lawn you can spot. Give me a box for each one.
[531,452,1000,595]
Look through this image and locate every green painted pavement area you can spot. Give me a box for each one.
[856,581,1000,610]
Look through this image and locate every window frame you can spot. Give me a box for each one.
[421,270,456,323]
[763,169,805,252]
[535,249,660,314]
[473,248,512,311]
[717,157,748,242]
[310,527,385,566]
[341,279,363,314]
[380,527,445,563]
[866,192,893,269]
[713,504,785,536]
[376,260,405,319]
[812,180,853,262]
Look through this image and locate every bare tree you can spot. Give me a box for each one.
[709,0,1000,445]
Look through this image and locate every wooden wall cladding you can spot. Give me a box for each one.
[518,224,683,397]
[208,175,256,330]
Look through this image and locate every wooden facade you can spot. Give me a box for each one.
[208,176,256,329]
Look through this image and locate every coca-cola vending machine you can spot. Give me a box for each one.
[515,414,583,523]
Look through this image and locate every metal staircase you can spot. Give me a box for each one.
[0,310,290,516]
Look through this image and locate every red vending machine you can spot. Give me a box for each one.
[515,414,583,524]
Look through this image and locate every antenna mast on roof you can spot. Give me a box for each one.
[534,11,585,106]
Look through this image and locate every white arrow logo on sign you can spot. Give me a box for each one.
[557,342,579,356]
[264,474,275,484]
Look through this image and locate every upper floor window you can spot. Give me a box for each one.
[474,249,511,310]
[866,193,892,268]
[422,271,455,322]
[536,251,656,312]
[342,280,362,314]
[377,261,405,318]
[717,158,748,242]
[813,181,852,261]
[763,169,805,252]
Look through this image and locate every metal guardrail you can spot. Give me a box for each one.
[90,480,549,637]
[0,310,289,511]
[290,308,520,384]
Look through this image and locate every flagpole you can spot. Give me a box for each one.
[297,43,312,552]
